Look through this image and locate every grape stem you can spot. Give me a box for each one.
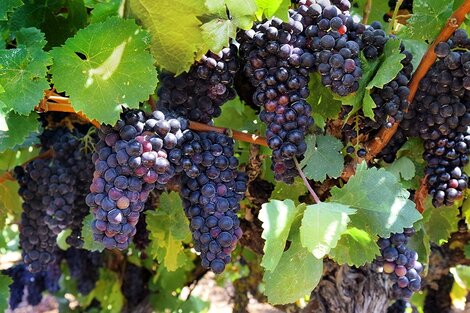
[387,0,404,34]
[294,157,321,204]
[342,0,470,181]
[362,0,372,24]
[38,92,269,147]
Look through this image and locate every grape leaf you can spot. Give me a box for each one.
[328,227,380,266]
[407,224,431,265]
[465,243,470,260]
[307,73,342,128]
[300,202,356,259]
[213,96,260,133]
[128,0,208,74]
[385,156,416,181]
[350,0,388,29]
[0,0,23,20]
[400,0,453,41]
[263,231,323,305]
[0,180,22,227]
[270,177,306,205]
[462,196,470,226]
[422,200,459,244]
[146,192,191,271]
[0,27,51,115]
[330,162,422,237]
[201,0,256,53]
[50,17,158,124]
[259,199,305,272]
[366,39,405,90]
[93,268,124,313]
[0,147,39,171]
[255,0,290,21]
[89,0,121,23]
[0,274,12,313]
[81,213,105,252]
[9,0,88,48]
[0,111,40,152]
[300,135,343,182]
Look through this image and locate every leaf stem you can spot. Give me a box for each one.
[294,157,321,204]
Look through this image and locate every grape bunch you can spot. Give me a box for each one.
[3,262,61,310]
[237,8,315,183]
[65,248,102,295]
[157,45,239,124]
[375,228,423,299]
[87,109,186,250]
[122,263,150,308]
[401,29,470,207]
[303,2,363,96]
[175,131,247,273]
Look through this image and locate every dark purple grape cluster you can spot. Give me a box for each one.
[175,131,247,273]
[375,228,423,299]
[367,45,413,130]
[3,262,61,309]
[359,22,388,60]
[387,299,408,313]
[157,45,239,124]
[401,29,470,207]
[122,263,150,308]
[237,9,315,183]
[15,161,60,273]
[65,248,102,295]
[304,2,363,96]
[87,109,186,250]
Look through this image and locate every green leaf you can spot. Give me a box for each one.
[81,213,105,252]
[350,0,388,29]
[0,180,22,227]
[0,0,23,20]
[328,227,380,266]
[422,200,459,244]
[330,162,422,237]
[307,73,342,128]
[300,202,356,259]
[407,224,431,265]
[89,0,121,23]
[213,96,260,133]
[129,0,208,74]
[0,274,12,313]
[385,156,416,181]
[146,192,191,271]
[400,0,453,41]
[263,231,323,304]
[464,243,470,260]
[201,0,256,53]
[0,147,39,171]
[259,199,305,272]
[255,0,290,20]
[366,39,405,89]
[9,0,88,48]
[92,268,124,313]
[0,111,40,152]
[300,135,344,182]
[270,177,306,205]
[0,27,51,115]
[50,17,158,124]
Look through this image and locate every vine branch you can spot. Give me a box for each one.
[39,93,269,147]
[342,0,470,181]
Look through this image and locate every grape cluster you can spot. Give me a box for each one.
[87,109,186,249]
[65,248,102,295]
[368,43,413,129]
[375,228,423,299]
[175,131,247,273]
[377,128,407,163]
[304,2,363,96]
[3,262,61,310]
[15,161,60,273]
[122,263,150,308]
[157,45,239,124]
[238,8,314,183]
[401,29,470,207]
